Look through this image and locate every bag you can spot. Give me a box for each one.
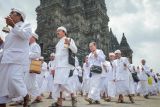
[30,60,42,74]
[90,65,102,74]
[78,76,83,83]
[132,72,140,83]
[68,48,75,66]
[69,69,74,77]
[148,77,153,85]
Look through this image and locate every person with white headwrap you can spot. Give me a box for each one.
[85,42,105,104]
[36,57,48,95]
[137,59,150,98]
[24,33,42,104]
[47,53,56,99]
[82,55,91,97]
[0,8,32,107]
[101,52,116,102]
[51,26,77,107]
[114,50,135,103]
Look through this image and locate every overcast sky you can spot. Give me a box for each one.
[0,0,159,72]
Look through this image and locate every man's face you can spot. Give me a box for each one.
[9,11,21,23]
[56,30,65,38]
[29,36,35,44]
[109,55,115,61]
[141,60,145,65]
[115,53,121,59]
[89,43,96,52]
[50,56,55,60]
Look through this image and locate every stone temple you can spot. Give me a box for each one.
[36,0,133,64]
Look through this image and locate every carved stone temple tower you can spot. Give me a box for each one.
[36,0,133,64]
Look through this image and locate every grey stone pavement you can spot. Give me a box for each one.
[7,94,160,107]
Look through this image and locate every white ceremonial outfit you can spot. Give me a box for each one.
[101,60,116,97]
[47,60,56,92]
[24,42,41,97]
[0,21,32,104]
[37,61,48,94]
[67,57,82,96]
[88,49,105,101]
[115,57,132,95]
[82,62,91,95]
[137,68,149,96]
[52,37,77,100]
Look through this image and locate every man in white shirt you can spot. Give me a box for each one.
[85,42,105,104]
[24,33,42,104]
[51,26,77,107]
[47,53,56,99]
[114,50,134,103]
[0,8,32,107]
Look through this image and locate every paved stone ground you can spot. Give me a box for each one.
[7,94,160,107]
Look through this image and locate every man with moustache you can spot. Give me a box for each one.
[0,8,32,107]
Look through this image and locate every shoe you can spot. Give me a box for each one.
[93,100,100,104]
[49,102,62,107]
[85,98,93,104]
[144,95,149,99]
[71,97,77,107]
[129,95,135,103]
[47,96,52,99]
[9,101,23,106]
[104,98,111,102]
[23,94,30,107]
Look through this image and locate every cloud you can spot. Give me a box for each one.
[106,0,160,72]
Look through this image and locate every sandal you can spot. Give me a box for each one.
[49,102,62,107]
[72,97,77,107]
[85,98,93,104]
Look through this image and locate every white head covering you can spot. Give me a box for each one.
[50,53,55,57]
[32,33,39,40]
[114,49,121,54]
[11,8,26,21]
[39,56,44,60]
[57,26,67,34]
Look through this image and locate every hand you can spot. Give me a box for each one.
[64,38,70,45]
[124,63,127,67]
[5,16,15,27]
[93,51,97,58]
[103,64,106,68]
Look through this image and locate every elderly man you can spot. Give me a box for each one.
[0,8,32,107]
[138,59,150,98]
[85,42,105,104]
[24,33,42,103]
[114,50,134,103]
[51,26,77,107]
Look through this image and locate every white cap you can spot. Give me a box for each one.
[114,49,121,54]
[39,56,44,60]
[32,33,39,40]
[50,53,55,57]
[109,52,115,56]
[11,8,26,21]
[57,26,67,34]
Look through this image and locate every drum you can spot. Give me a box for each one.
[30,60,42,74]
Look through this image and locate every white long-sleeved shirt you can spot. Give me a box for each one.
[88,49,105,67]
[55,36,77,68]
[0,21,32,65]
